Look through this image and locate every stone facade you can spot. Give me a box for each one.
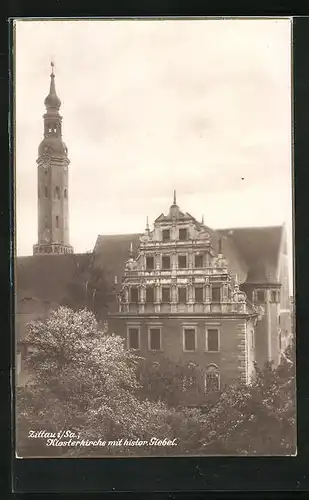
[108,193,262,388]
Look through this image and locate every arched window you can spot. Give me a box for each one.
[44,186,48,198]
[55,186,60,199]
[56,216,59,228]
[205,364,220,392]
[64,188,67,199]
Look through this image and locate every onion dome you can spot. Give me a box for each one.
[44,62,61,111]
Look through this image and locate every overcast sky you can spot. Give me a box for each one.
[15,18,293,285]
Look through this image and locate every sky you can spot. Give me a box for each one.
[14,18,293,287]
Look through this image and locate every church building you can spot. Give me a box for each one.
[15,65,292,389]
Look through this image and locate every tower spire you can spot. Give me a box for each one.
[173,189,177,205]
[44,61,61,111]
[33,64,73,256]
[145,216,150,232]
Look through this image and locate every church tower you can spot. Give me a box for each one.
[33,62,73,255]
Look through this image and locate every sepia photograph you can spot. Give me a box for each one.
[14,17,295,457]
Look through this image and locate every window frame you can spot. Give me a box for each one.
[178,287,187,303]
[179,228,188,241]
[194,286,204,303]
[162,229,170,242]
[182,325,197,352]
[194,254,204,268]
[270,289,280,303]
[161,286,171,303]
[205,364,220,392]
[255,289,266,303]
[127,324,141,350]
[148,326,162,351]
[162,255,171,270]
[178,254,187,269]
[146,255,155,270]
[205,327,220,352]
[211,285,221,303]
[145,286,155,303]
[130,286,139,303]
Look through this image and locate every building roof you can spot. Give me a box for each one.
[15,253,90,304]
[217,226,283,284]
[15,225,284,315]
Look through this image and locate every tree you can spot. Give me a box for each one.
[200,342,296,455]
[16,307,206,457]
[136,357,216,408]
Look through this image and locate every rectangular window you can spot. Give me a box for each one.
[179,228,188,241]
[205,372,220,391]
[178,287,187,302]
[162,256,170,269]
[256,290,265,303]
[56,215,59,228]
[183,328,196,351]
[195,286,204,303]
[206,329,219,352]
[211,286,221,303]
[146,256,154,270]
[130,287,138,302]
[178,255,187,269]
[146,287,154,303]
[195,254,204,268]
[162,287,170,303]
[162,229,170,241]
[271,290,280,302]
[149,328,161,350]
[128,327,140,349]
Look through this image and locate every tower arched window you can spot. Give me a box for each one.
[55,186,60,199]
[56,216,59,228]
[64,188,67,199]
[205,364,220,392]
[44,187,48,198]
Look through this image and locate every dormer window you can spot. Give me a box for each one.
[179,228,188,241]
[162,229,170,241]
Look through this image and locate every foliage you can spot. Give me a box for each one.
[136,357,219,408]
[17,306,296,457]
[200,341,296,455]
[17,307,205,457]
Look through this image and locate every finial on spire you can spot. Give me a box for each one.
[44,60,61,110]
[201,214,204,225]
[145,216,150,232]
[173,189,177,205]
[218,237,222,255]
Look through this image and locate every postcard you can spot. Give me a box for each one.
[14,17,295,458]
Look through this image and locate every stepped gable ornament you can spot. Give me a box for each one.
[232,275,246,303]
